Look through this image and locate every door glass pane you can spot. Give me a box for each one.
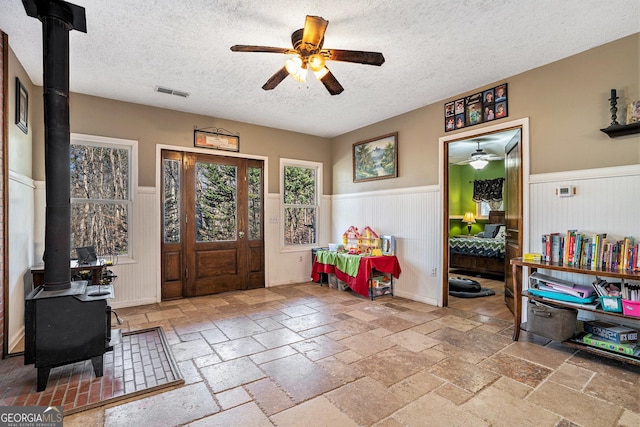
[248,166,262,240]
[163,159,181,243]
[195,162,237,242]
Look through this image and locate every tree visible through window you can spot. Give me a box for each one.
[283,162,319,246]
[70,137,132,257]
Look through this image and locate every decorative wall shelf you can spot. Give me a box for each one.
[600,122,640,138]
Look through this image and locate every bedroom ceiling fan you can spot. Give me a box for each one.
[230,15,385,95]
[457,141,504,169]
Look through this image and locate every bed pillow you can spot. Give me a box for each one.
[482,223,503,238]
[494,226,507,240]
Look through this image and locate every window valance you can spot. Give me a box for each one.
[472,178,504,203]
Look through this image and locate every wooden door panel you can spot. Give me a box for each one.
[163,251,182,281]
[248,247,263,272]
[161,249,183,299]
[196,249,238,277]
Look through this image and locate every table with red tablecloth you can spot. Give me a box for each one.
[311,251,401,299]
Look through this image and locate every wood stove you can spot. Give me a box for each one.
[25,283,119,391]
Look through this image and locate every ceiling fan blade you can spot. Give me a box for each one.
[317,67,344,95]
[262,67,289,91]
[323,49,385,66]
[230,45,292,54]
[302,15,329,50]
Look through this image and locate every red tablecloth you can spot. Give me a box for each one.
[311,254,401,299]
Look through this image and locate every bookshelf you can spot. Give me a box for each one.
[511,258,640,366]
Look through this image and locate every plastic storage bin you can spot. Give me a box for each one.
[599,296,622,313]
[621,299,640,318]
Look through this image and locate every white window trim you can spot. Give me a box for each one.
[280,158,322,252]
[70,133,138,262]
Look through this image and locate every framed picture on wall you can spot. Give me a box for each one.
[353,132,398,183]
[194,129,240,152]
[15,77,28,134]
[444,83,508,132]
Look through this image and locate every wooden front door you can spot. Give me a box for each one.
[503,131,523,314]
[161,150,264,299]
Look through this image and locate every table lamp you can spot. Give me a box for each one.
[462,212,476,235]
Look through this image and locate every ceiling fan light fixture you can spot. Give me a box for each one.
[285,56,307,82]
[470,158,489,170]
[308,53,325,72]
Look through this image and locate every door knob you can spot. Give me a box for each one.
[238,231,245,239]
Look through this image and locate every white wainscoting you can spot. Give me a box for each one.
[332,186,442,306]
[8,171,35,351]
[109,187,158,308]
[266,194,332,286]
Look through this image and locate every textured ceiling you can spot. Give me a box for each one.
[1,0,639,138]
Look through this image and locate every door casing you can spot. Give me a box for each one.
[439,117,530,308]
[156,145,269,302]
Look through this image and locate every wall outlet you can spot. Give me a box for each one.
[431,267,437,277]
[299,256,303,262]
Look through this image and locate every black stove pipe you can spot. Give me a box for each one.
[23,0,86,291]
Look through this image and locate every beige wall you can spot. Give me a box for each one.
[332,33,640,194]
[8,46,32,177]
[31,93,332,193]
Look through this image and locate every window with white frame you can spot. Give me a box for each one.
[70,134,136,258]
[281,159,321,247]
[476,200,503,218]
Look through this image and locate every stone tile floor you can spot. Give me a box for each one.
[61,282,640,427]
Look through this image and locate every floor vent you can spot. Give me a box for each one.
[155,86,190,98]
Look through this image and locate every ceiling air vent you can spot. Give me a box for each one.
[155,86,190,98]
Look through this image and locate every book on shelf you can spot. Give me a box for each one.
[541,234,549,262]
[591,278,621,298]
[551,233,562,264]
[541,230,640,271]
[574,332,640,357]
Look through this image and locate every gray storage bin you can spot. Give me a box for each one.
[526,300,577,341]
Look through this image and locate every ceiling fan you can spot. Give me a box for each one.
[456,141,504,169]
[230,15,385,95]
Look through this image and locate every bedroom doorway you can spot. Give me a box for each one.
[440,118,528,318]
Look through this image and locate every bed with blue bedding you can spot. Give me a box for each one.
[449,210,506,278]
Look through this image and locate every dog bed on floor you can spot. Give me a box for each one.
[448,277,496,298]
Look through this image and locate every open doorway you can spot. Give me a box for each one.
[440,118,529,320]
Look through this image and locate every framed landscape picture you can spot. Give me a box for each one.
[353,132,398,183]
